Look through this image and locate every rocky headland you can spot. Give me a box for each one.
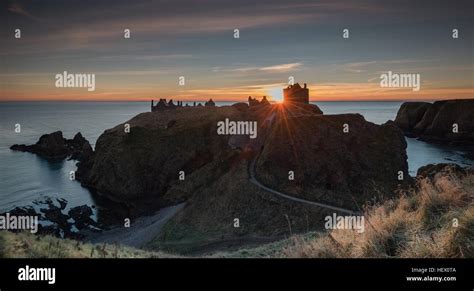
[67,102,408,251]
[6,100,473,255]
[8,102,412,252]
[394,99,474,145]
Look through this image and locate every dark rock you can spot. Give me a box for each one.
[2,198,100,240]
[9,144,28,151]
[10,131,69,160]
[10,131,93,161]
[40,205,70,230]
[394,99,474,145]
[56,198,68,211]
[69,140,93,161]
[3,206,38,218]
[68,205,96,230]
[71,132,87,145]
[394,102,431,135]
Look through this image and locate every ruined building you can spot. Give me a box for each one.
[151,99,183,112]
[248,96,270,107]
[260,96,270,106]
[283,83,309,104]
[151,98,214,112]
[205,98,215,107]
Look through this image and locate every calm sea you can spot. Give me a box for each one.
[0,101,472,212]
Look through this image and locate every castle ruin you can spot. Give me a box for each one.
[248,96,270,107]
[151,83,310,112]
[283,83,309,104]
[151,98,215,112]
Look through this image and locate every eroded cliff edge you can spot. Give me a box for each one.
[73,104,409,249]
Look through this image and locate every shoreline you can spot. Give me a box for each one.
[80,203,186,249]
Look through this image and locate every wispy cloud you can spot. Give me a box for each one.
[8,3,41,21]
[335,59,436,74]
[35,14,315,44]
[216,63,303,73]
[339,61,377,73]
[98,54,193,61]
[260,63,303,72]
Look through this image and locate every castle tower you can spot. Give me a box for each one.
[283,83,309,104]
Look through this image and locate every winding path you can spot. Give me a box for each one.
[248,112,361,216]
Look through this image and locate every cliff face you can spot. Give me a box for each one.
[76,106,247,208]
[393,102,431,136]
[77,104,408,218]
[256,113,409,208]
[394,99,474,144]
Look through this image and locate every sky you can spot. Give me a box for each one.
[0,0,473,102]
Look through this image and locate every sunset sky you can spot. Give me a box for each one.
[1,0,473,102]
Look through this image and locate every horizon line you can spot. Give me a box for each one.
[0,97,474,103]
[1,98,471,103]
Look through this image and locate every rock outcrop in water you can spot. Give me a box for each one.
[10,131,93,161]
[1,199,98,239]
[394,99,474,144]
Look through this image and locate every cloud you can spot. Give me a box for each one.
[310,82,474,101]
[335,59,439,74]
[1,10,318,55]
[8,3,40,21]
[338,61,377,73]
[218,63,303,74]
[35,13,315,44]
[260,63,303,72]
[98,54,193,61]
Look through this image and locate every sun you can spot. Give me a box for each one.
[267,87,284,103]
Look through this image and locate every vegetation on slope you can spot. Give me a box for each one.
[213,165,473,258]
[0,231,172,258]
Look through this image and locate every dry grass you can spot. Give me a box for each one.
[0,231,174,258]
[278,168,473,258]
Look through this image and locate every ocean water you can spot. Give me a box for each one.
[0,101,472,212]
